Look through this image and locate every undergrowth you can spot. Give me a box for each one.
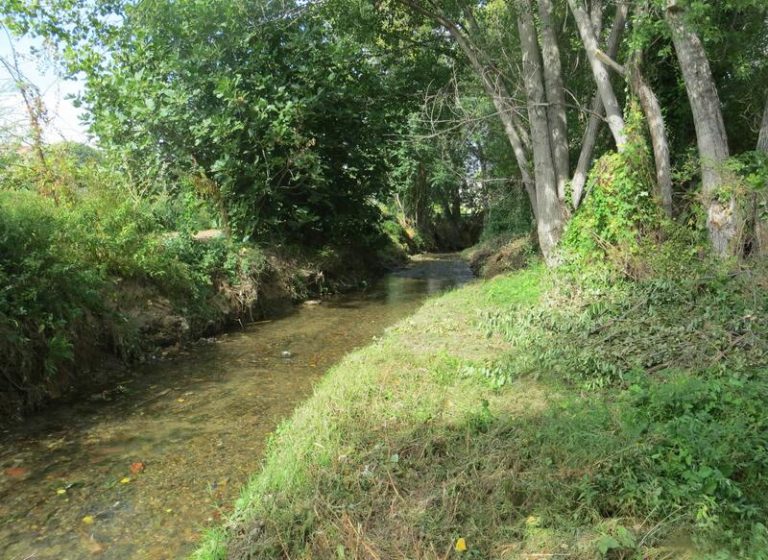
[0,188,264,416]
[480,261,768,557]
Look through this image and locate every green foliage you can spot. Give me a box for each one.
[726,150,768,201]
[0,146,271,415]
[477,258,768,557]
[6,0,461,248]
[0,134,405,416]
[562,102,668,272]
[480,184,533,240]
[620,371,768,542]
[0,191,104,412]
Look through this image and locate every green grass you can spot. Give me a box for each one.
[194,261,768,560]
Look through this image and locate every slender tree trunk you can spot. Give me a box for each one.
[627,57,673,217]
[485,82,537,218]
[537,0,569,202]
[758,96,768,152]
[450,28,537,216]
[518,0,565,263]
[397,0,538,217]
[754,95,768,254]
[567,0,627,150]
[572,2,627,207]
[414,162,430,232]
[451,191,462,224]
[600,45,674,218]
[665,1,739,255]
[1,49,54,203]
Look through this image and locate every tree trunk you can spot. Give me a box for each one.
[597,44,675,219]
[758,96,768,152]
[628,57,673,217]
[754,95,768,254]
[518,0,565,263]
[450,27,537,216]
[665,2,739,256]
[451,191,462,224]
[571,2,627,207]
[567,0,627,150]
[1,48,54,203]
[536,0,569,202]
[414,162,430,232]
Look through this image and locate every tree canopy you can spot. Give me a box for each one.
[1,0,767,259]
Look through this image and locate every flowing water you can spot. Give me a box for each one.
[0,254,473,560]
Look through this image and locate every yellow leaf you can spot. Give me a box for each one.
[120,477,131,484]
[56,488,67,495]
[455,537,467,552]
[82,515,95,525]
[177,398,185,403]
[525,515,541,528]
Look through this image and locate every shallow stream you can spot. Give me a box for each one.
[0,254,473,560]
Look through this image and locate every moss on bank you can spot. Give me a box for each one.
[195,259,768,560]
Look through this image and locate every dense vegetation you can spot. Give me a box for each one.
[1,0,768,557]
[0,141,412,416]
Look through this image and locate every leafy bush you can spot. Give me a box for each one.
[561,101,685,277]
[0,150,269,415]
[0,191,105,413]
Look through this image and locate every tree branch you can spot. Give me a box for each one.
[595,48,625,75]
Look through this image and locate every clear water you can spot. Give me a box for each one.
[0,254,473,560]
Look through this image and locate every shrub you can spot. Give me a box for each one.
[561,100,689,278]
[0,191,105,414]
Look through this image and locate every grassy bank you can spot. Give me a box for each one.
[195,259,768,559]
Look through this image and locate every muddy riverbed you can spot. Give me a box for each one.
[0,254,473,560]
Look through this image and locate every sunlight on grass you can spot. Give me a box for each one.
[194,261,768,560]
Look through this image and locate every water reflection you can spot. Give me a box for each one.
[0,254,472,560]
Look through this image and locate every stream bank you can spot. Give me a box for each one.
[198,258,768,560]
[0,239,405,421]
[0,254,473,560]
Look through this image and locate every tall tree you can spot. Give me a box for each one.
[517,0,565,262]
[627,53,673,217]
[567,0,627,150]
[664,0,739,255]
